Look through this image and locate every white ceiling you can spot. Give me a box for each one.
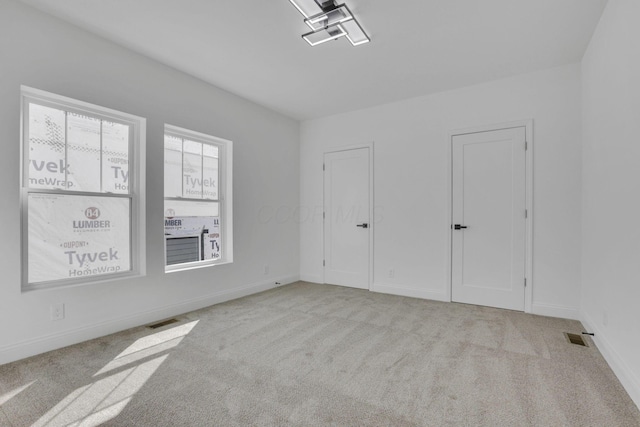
[20,0,608,120]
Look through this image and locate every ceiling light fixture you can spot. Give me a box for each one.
[302,24,348,46]
[288,0,370,47]
[305,4,353,30]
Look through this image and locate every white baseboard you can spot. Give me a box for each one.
[531,302,580,320]
[0,274,298,366]
[372,283,448,302]
[299,274,323,284]
[581,313,640,411]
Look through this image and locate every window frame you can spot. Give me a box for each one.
[164,124,233,272]
[20,86,146,291]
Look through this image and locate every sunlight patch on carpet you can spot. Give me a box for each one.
[31,320,200,426]
[32,355,167,427]
[0,380,37,406]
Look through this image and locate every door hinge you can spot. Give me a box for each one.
[525,209,528,218]
[524,278,527,287]
[323,163,325,171]
[323,211,325,220]
[525,140,528,151]
[323,260,325,267]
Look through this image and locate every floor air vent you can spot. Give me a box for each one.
[565,332,588,347]
[147,318,179,329]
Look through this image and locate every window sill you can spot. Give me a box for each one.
[164,259,233,274]
[22,270,145,293]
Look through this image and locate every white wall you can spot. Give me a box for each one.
[0,0,299,364]
[581,0,640,407]
[300,64,583,319]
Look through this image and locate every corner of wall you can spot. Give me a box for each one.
[581,312,640,409]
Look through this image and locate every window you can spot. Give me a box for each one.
[164,125,232,271]
[21,86,145,290]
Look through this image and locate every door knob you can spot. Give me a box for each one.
[453,224,468,230]
[356,223,369,228]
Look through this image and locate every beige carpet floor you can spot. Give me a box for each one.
[1,281,639,426]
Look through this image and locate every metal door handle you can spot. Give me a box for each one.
[453,224,468,230]
[356,223,369,228]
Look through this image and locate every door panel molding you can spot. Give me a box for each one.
[446,120,533,312]
[323,142,374,290]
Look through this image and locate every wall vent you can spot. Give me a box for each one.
[147,318,179,329]
[565,332,588,347]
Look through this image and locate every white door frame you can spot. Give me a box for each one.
[446,120,533,312]
[323,142,374,290]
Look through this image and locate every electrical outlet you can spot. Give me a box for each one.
[264,264,269,275]
[51,303,65,321]
[388,269,395,278]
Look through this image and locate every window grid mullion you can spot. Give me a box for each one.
[181,138,185,198]
[64,111,69,188]
[99,120,103,192]
[27,188,132,199]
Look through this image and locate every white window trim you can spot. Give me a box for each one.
[164,124,233,273]
[20,86,146,291]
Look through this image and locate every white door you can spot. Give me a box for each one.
[324,148,370,289]
[451,127,527,311]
